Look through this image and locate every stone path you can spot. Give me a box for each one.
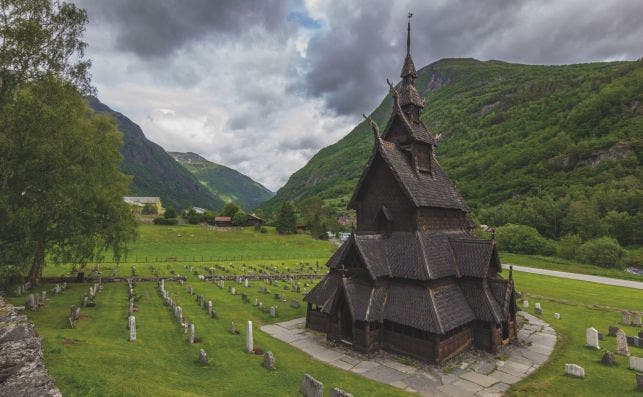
[502,264,643,290]
[261,312,556,396]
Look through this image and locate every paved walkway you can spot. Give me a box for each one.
[502,264,643,290]
[261,312,556,397]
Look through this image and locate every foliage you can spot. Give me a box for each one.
[578,236,626,268]
[0,77,136,283]
[494,224,556,255]
[0,0,92,98]
[231,210,247,226]
[259,59,642,247]
[275,202,297,234]
[557,234,582,260]
[164,206,177,219]
[296,196,341,239]
[221,202,240,217]
[142,203,158,215]
[171,152,273,211]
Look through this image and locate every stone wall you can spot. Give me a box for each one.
[0,296,61,397]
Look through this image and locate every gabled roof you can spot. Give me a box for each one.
[459,279,508,323]
[348,138,468,212]
[327,231,498,281]
[400,54,417,78]
[381,92,433,144]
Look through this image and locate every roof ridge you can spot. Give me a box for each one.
[427,287,445,334]
[481,279,503,323]
[416,230,432,279]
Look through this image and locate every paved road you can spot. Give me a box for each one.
[502,264,643,290]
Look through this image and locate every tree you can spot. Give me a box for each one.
[0,77,137,283]
[222,202,240,217]
[579,237,625,268]
[0,0,92,99]
[141,203,157,215]
[232,210,247,226]
[164,206,177,219]
[275,202,297,234]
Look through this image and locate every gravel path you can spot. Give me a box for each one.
[502,264,643,290]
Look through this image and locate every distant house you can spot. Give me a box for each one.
[214,216,232,227]
[338,232,351,241]
[326,231,336,239]
[337,215,356,227]
[245,213,265,227]
[193,207,206,215]
[123,196,164,214]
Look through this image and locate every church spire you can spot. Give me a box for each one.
[399,12,424,111]
[406,12,412,56]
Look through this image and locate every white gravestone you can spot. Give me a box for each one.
[188,323,195,344]
[129,316,136,341]
[535,302,542,315]
[231,287,236,295]
[244,278,249,287]
[270,306,276,317]
[586,327,600,349]
[246,321,254,353]
[554,313,561,319]
[523,300,529,308]
[207,301,213,316]
[564,364,584,378]
[630,356,643,372]
[616,329,630,356]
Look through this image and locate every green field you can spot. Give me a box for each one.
[13,228,643,396]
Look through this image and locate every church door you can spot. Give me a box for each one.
[340,307,353,341]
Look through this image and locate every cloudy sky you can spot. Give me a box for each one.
[76,0,643,191]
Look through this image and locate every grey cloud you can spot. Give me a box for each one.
[302,0,643,115]
[77,0,289,57]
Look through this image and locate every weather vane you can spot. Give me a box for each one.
[408,12,413,19]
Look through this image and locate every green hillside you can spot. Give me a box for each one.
[170,152,274,211]
[88,98,225,211]
[260,58,642,243]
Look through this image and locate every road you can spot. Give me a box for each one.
[502,264,643,290]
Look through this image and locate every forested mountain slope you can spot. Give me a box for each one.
[88,97,225,211]
[261,58,641,244]
[170,152,274,211]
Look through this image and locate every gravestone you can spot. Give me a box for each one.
[290,300,301,309]
[263,351,276,370]
[188,323,195,344]
[632,312,642,327]
[199,349,208,364]
[26,294,36,311]
[639,331,643,339]
[246,321,254,353]
[228,322,239,335]
[616,329,629,356]
[210,309,218,319]
[129,316,136,341]
[609,326,619,336]
[270,306,277,318]
[254,298,259,306]
[523,300,529,308]
[244,278,249,288]
[69,305,79,328]
[330,388,353,397]
[601,351,617,366]
[627,336,640,347]
[554,312,561,319]
[630,356,643,372]
[242,293,248,303]
[175,306,183,322]
[231,287,236,295]
[586,327,600,349]
[535,302,542,315]
[637,373,643,391]
[300,373,323,397]
[259,302,263,310]
[622,311,631,325]
[207,301,213,316]
[564,363,585,378]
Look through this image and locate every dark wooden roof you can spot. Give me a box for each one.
[381,96,433,144]
[348,138,468,211]
[400,54,417,78]
[328,231,499,281]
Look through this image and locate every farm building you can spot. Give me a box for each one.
[304,20,517,363]
[214,216,232,227]
[245,213,265,227]
[123,196,164,214]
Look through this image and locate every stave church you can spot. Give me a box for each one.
[304,17,517,363]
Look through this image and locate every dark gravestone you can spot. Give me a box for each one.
[638,373,643,391]
[626,336,640,347]
[608,326,619,336]
[290,300,301,309]
[600,351,617,366]
[263,351,276,370]
[639,330,643,339]
[597,332,604,340]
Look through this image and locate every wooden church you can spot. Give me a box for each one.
[304,18,517,363]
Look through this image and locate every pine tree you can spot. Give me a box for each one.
[276,202,297,234]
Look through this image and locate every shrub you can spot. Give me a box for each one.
[558,234,582,260]
[578,237,625,268]
[494,224,556,255]
[164,207,177,219]
[153,217,178,225]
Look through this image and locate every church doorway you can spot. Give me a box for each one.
[340,307,353,341]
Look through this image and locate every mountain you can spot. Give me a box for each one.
[169,152,274,211]
[87,97,225,211]
[259,58,642,227]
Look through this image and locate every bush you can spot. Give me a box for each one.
[164,207,177,219]
[579,237,625,268]
[494,224,556,255]
[558,234,582,260]
[232,211,247,226]
[153,217,178,225]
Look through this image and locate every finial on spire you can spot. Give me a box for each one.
[363,113,380,140]
[386,78,398,97]
[407,12,413,56]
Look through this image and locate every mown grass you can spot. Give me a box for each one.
[10,280,409,396]
[509,271,643,396]
[502,253,643,282]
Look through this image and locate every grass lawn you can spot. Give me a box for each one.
[9,279,409,396]
[43,224,335,278]
[509,271,643,396]
[501,253,643,282]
